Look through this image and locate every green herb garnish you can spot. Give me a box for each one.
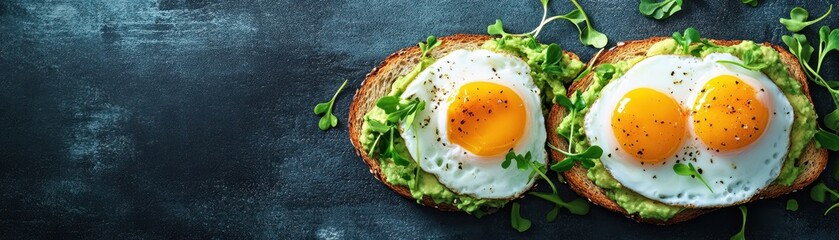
[673,163,714,193]
[814,129,839,151]
[781,27,839,149]
[510,202,532,232]
[368,97,426,166]
[780,5,833,33]
[502,149,589,228]
[549,91,603,172]
[810,182,839,215]
[418,35,441,58]
[672,27,717,56]
[786,199,799,211]
[717,49,769,71]
[639,0,683,20]
[741,0,758,7]
[314,79,349,131]
[810,182,839,203]
[487,0,608,48]
[502,150,533,173]
[730,206,747,240]
[542,43,565,74]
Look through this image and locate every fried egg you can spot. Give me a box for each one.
[400,49,546,199]
[584,53,794,207]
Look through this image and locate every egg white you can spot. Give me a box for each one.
[584,53,794,207]
[399,49,547,199]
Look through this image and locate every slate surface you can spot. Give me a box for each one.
[1,0,838,239]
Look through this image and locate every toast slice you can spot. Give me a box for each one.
[349,34,581,212]
[546,37,829,224]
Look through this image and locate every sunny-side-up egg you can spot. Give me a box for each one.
[584,53,794,207]
[400,49,547,199]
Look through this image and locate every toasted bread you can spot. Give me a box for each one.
[349,34,582,212]
[546,37,828,224]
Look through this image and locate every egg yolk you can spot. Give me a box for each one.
[612,88,686,163]
[691,75,769,152]
[447,81,526,156]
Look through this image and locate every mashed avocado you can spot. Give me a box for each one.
[359,36,584,214]
[557,39,818,220]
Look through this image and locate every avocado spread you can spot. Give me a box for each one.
[359,36,584,214]
[556,39,818,220]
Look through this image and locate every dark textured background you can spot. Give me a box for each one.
[1,0,838,239]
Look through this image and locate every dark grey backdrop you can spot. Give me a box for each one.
[1,0,838,239]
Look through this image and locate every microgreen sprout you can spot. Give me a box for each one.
[741,0,758,7]
[639,0,683,20]
[314,79,349,131]
[510,202,531,232]
[368,97,426,166]
[673,163,714,193]
[781,26,839,149]
[503,149,589,230]
[786,199,799,212]
[780,5,833,33]
[810,182,839,215]
[730,206,747,240]
[487,0,608,48]
[549,91,603,172]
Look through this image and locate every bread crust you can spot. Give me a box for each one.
[348,34,582,213]
[546,37,828,224]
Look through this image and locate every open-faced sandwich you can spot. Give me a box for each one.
[348,34,585,216]
[548,28,828,224]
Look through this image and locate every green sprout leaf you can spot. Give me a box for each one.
[502,151,515,169]
[551,158,576,172]
[548,145,602,172]
[780,5,833,33]
[546,205,559,222]
[741,0,758,7]
[786,199,799,211]
[529,191,590,215]
[595,63,617,81]
[673,163,714,193]
[367,119,391,133]
[547,1,608,48]
[810,182,839,203]
[672,27,701,55]
[491,0,608,48]
[314,79,349,131]
[487,19,510,37]
[504,150,535,172]
[525,36,542,51]
[817,26,839,73]
[572,90,586,111]
[368,96,427,166]
[510,202,532,232]
[554,94,574,110]
[418,35,441,59]
[376,96,400,112]
[730,206,747,240]
[782,34,814,64]
[815,130,839,151]
[825,109,839,131]
[639,0,683,20]
[542,43,564,74]
[567,146,604,159]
